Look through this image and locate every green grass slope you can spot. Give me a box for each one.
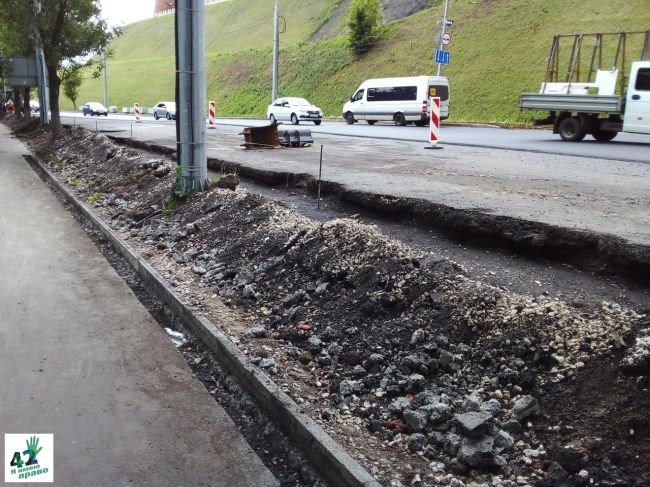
[68,0,650,123]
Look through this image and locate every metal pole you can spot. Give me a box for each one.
[317,145,323,210]
[102,50,109,109]
[271,0,280,102]
[32,0,49,125]
[176,0,208,192]
[437,0,450,77]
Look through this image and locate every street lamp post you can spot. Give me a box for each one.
[32,0,50,125]
[102,49,108,109]
[272,0,279,103]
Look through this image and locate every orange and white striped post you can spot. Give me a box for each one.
[426,96,442,149]
[208,100,216,129]
[134,103,141,123]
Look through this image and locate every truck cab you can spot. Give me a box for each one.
[624,61,650,134]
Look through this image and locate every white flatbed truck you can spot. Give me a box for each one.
[520,61,650,141]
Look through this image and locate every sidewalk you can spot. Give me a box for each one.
[0,124,277,485]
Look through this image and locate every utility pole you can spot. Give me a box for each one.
[271,0,279,102]
[102,49,108,109]
[175,0,208,192]
[437,0,450,77]
[32,0,50,125]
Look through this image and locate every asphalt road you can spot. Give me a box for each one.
[59,111,650,246]
[61,112,650,163]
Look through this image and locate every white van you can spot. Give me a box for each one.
[342,76,449,126]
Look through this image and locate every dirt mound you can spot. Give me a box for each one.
[23,125,650,487]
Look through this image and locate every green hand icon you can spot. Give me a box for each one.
[23,436,43,466]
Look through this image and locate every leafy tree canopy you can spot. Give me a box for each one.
[0,0,120,136]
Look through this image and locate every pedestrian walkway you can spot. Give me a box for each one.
[0,123,278,486]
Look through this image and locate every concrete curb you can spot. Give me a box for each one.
[26,155,382,487]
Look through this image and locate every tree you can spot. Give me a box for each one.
[0,2,34,116]
[0,0,120,138]
[61,65,83,109]
[347,0,382,54]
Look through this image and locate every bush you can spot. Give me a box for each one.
[346,0,382,54]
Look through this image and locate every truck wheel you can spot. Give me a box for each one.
[558,117,586,141]
[393,113,406,126]
[591,128,617,142]
[344,112,355,125]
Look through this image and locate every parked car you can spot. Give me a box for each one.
[153,101,176,120]
[82,102,108,116]
[266,97,322,125]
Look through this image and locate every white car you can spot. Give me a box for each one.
[153,101,176,120]
[266,97,322,125]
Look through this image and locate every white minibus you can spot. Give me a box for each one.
[342,76,449,126]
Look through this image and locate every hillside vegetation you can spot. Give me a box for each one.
[68,0,650,123]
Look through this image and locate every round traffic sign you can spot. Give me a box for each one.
[441,33,451,45]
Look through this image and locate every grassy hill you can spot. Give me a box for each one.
[67,0,650,123]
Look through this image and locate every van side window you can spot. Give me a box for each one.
[635,68,650,91]
[367,86,417,102]
[428,85,449,100]
[352,89,364,102]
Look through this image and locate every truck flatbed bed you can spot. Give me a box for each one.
[519,93,624,114]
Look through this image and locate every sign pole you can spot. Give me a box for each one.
[437,0,450,76]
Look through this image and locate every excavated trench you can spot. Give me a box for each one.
[17,122,650,487]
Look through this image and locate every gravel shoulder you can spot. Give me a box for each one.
[18,122,650,487]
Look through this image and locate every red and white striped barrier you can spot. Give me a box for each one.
[208,100,216,129]
[429,96,440,146]
[134,103,141,123]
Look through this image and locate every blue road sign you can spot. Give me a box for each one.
[435,49,450,65]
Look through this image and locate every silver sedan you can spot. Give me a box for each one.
[153,101,176,120]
